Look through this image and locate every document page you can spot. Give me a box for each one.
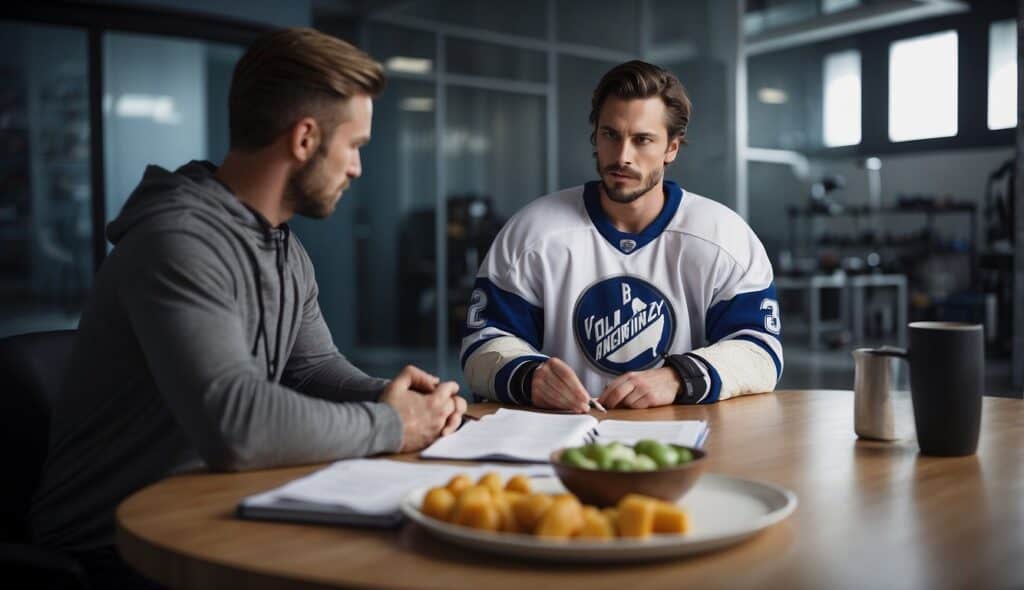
[593,419,709,448]
[240,459,554,520]
[420,409,599,462]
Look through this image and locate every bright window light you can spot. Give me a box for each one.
[823,49,861,147]
[988,19,1017,130]
[822,0,859,14]
[385,56,433,74]
[758,87,788,104]
[889,30,958,142]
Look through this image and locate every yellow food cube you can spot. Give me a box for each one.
[452,488,499,531]
[617,494,657,538]
[455,501,500,531]
[477,472,504,494]
[504,474,532,494]
[601,507,620,536]
[511,493,554,534]
[492,493,520,533]
[446,474,473,495]
[535,496,584,539]
[652,503,689,534]
[451,486,490,519]
[421,487,456,522]
[576,506,615,540]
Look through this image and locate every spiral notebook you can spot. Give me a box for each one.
[420,408,708,463]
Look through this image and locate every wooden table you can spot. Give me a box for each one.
[116,390,1024,590]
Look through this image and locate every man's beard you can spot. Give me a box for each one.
[285,149,347,219]
[596,159,663,204]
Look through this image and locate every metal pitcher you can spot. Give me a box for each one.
[852,347,911,441]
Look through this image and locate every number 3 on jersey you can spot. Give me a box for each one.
[760,298,781,335]
[467,288,488,329]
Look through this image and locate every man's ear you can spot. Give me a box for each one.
[289,117,321,163]
[664,136,681,165]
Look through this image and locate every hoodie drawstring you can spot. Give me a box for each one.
[245,214,290,382]
[269,227,289,379]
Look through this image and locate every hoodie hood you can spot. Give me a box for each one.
[106,160,274,245]
[107,160,293,382]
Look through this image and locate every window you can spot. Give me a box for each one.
[988,19,1017,130]
[888,30,958,142]
[823,49,861,147]
[822,0,859,15]
[0,22,93,338]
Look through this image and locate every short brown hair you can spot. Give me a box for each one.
[229,27,386,151]
[589,60,691,146]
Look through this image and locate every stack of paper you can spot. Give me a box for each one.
[237,459,553,527]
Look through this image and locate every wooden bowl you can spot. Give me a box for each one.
[550,446,707,507]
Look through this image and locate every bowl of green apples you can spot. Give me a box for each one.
[550,440,707,507]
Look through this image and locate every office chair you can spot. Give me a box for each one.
[0,330,89,589]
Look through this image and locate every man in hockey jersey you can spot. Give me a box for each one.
[461,60,782,411]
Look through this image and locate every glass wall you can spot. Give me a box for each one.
[445,85,546,368]
[0,23,91,338]
[294,24,441,377]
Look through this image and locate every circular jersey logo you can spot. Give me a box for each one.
[573,275,676,375]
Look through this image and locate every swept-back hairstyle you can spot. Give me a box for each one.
[228,27,386,151]
[589,60,692,145]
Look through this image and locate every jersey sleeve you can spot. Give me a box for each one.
[686,223,783,403]
[460,228,548,404]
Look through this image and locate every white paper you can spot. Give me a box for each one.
[420,409,708,462]
[592,419,708,447]
[245,459,554,515]
[420,409,599,462]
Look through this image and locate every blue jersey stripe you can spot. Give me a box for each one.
[583,180,683,254]
[705,284,781,344]
[463,278,544,351]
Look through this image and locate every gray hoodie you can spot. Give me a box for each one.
[31,161,402,551]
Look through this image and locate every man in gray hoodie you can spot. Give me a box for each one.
[30,28,466,587]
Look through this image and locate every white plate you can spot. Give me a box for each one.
[400,473,797,563]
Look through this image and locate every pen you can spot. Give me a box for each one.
[589,398,607,413]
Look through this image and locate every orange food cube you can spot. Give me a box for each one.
[505,474,532,494]
[477,472,504,494]
[511,493,554,534]
[421,487,456,522]
[653,503,689,534]
[535,496,584,539]
[617,494,657,538]
[446,474,473,495]
[576,506,614,540]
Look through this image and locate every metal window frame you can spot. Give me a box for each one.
[1,1,269,270]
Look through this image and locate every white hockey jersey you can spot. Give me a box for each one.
[461,180,782,405]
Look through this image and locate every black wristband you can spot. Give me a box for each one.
[509,360,543,405]
[663,353,709,405]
